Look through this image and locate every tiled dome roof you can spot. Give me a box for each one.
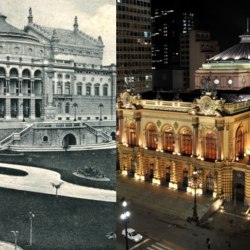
[0,13,38,42]
[208,31,250,61]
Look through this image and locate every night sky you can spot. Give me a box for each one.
[152,0,250,52]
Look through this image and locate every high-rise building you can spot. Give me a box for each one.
[181,30,219,89]
[116,0,152,95]
[151,9,195,70]
[151,8,195,90]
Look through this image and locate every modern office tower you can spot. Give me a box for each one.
[116,0,152,95]
[151,8,195,90]
[152,9,195,70]
[181,30,219,89]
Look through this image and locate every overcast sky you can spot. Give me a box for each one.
[0,0,115,65]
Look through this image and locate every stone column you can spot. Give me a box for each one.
[245,165,250,206]
[169,161,178,190]
[134,112,141,146]
[192,117,199,157]
[117,110,123,144]
[44,67,56,120]
[152,158,161,185]
[216,119,224,161]
[18,78,23,96]
[6,78,10,95]
[30,98,35,120]
[5,98,11,120]
[18,99,23,120]
[31,79,35,96]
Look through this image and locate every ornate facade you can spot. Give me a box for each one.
[117,28,250,205]
[0,9,116,150]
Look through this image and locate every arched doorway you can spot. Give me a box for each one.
[110,131,116,140]
[62,134,77,147]
[233,184,245,202]
[206,174,214,194]
[233,170,245,202]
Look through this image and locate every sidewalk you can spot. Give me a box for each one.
[0,163,116,203]
[117,174,250,233]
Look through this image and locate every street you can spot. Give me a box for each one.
[117,174,250,250]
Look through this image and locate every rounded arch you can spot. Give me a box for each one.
[62,133,77,147]
[161,124,174,152]
[22,69,31,78]
[34,69,42,78]
[0,67,6,76]
[235,125,244,159]
[179,126,192,156]
[128,122,136,146]
[10,68,19,78]
[110,131,116,140]
[145,122,157,149]
[205,131,217,161]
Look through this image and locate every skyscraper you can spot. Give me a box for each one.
[116,0,152,95]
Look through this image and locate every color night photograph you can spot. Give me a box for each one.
[117,0,250,249]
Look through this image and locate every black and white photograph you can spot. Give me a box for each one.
[0,0,116,249]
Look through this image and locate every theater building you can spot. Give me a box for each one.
[117,28,250,205]
[0,9,116,150]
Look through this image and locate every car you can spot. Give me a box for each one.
[105,232,116,240]
[121,228,143,242]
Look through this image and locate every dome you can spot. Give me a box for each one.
[208,30,250,62]
[0,13,39,42]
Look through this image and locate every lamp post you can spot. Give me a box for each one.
[98,103,104,122]
[72,103,78,121]
[120,199,130,250]
[11,230,19,250]
[29,212,35,246]
[191,167,199,223]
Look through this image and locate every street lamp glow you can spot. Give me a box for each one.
[122,200,127,207]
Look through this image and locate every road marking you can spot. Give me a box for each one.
[146,247,155,250]
[150,244,164,250]
[130,238,150,250]
[155,242,174,250]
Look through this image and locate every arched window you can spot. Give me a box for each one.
[34,70,42,79]
[146,123,157,150]
[65,82,70,95]
[10,68,19,78]
[235,126,244,159]
[128,122,136,146]
[58,103,62,113]
[57,82,62,94]
[103,84,108,96]
[43,136,48,142]
[180,128,192,156]
[22,69,31,78]
[205,132,217,160]
[95,84,100,96]
[77,83,82,95]
[86,84,91,95]
[65,103,70,114]
[162,125,174,152]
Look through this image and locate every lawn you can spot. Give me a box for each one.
[0,149,116,190]
[0,149,117,249]
[0,188,116,250]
